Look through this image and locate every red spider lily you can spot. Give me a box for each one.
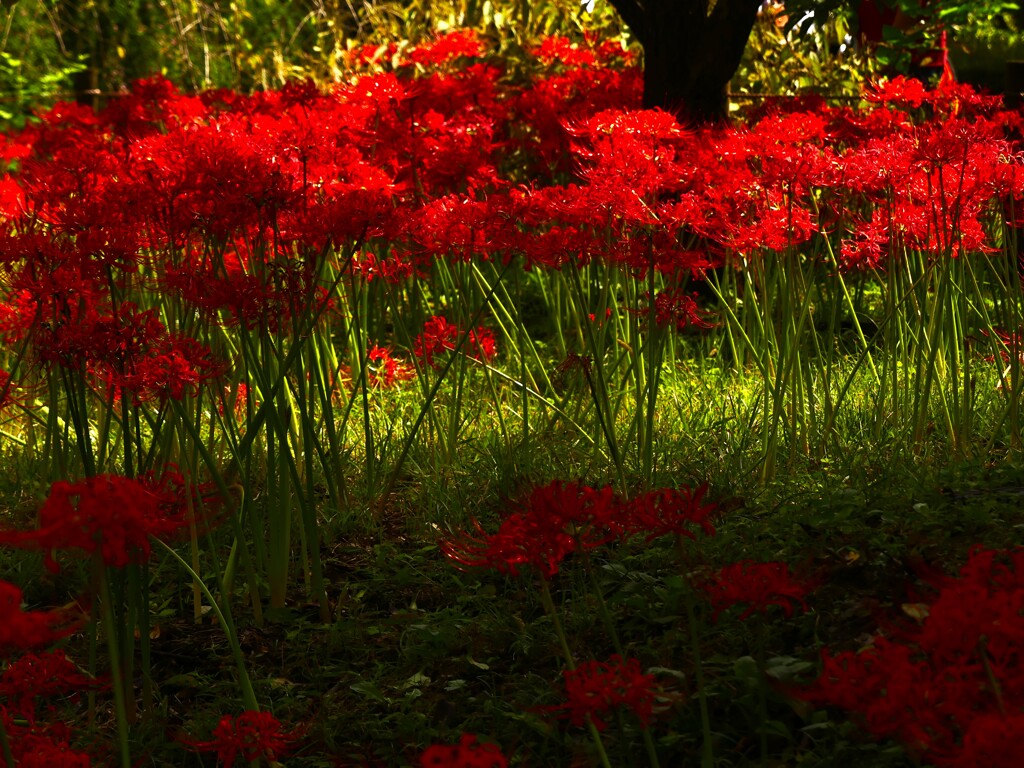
[0,582,82,653]
[804,546,1024,766]
[407,195,513,264]
[697,560,812,620]
[0,650,102,722]
[77,303,224,404]
[0,468,224,572]
[619,484,718,542]
[549,655,660,732]
[946,712,1024,768]
[412,316,497,368]
[217,382,255,422]
[100,74,209,138]
[419,733,508,768]
[440,481,620,578]
[865,76,932,110]
[159,243,334,333]
[630,290,716,333]
[181,710,297,767]
[0,369,32,414]
[0,718,92,767]
[350,249,421,284]
[508,65,642,178]
[366,345,416,388]
[530,35,602,68]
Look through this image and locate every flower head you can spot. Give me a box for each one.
[440,481,619,578]
[550,655,660,731]
[698,560,812,620]
[412,316,497,368]
[0,468,224,571]
[0,582,82,653]
[0,650,101,721]
[620,484,718,542]
[419,733,508,767]
[181,710,296,767]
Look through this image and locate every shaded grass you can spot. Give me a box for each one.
[2,357,1023,765]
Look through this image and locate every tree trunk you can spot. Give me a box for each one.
[607,0,763,123]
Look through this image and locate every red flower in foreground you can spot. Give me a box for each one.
[551,655,660,732]
[0,468,222,571]
[419,733,508,767]
[0,650,101,721]
[698,560,812,620]
[0,720,92,767]
[950,712,1024,768]
[804,546,1024,766]
[0,582,81,653]
[182,711,296,767]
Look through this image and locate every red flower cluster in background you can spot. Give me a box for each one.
[805,546,1024,767]
[440,480,718,578]
[413,316,497,369]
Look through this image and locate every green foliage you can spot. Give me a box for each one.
[733,5,876,102]
[0,51,84,125]
[0,2,86,124]
[948,10,1024,90]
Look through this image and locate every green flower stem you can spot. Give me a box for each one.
[684,591,715,768]
[0,714,15,767]
[755,624,768,762]
[96,560,132,768]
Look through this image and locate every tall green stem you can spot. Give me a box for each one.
[97,560,132,768]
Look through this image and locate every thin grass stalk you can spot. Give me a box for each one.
[154,538,259,711]
[170,399,264,626]
[293,348,330,620]
[565,264,626,491]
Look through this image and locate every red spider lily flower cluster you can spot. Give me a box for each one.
[0,582,82,654]
[0,467,223,572]
[419,733,508,768]
[367,344,417,387]
[2,36,1019,447]
[804,546,1024,767]
[413,316,497,368]
[0,650,101,766]
[696,560,813,620]
[0,650,101,724]
[549,655,660,732]
[440,480,717,578]
[181,710,297,767]
[0,719,92,767]
[637,289,716,333]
